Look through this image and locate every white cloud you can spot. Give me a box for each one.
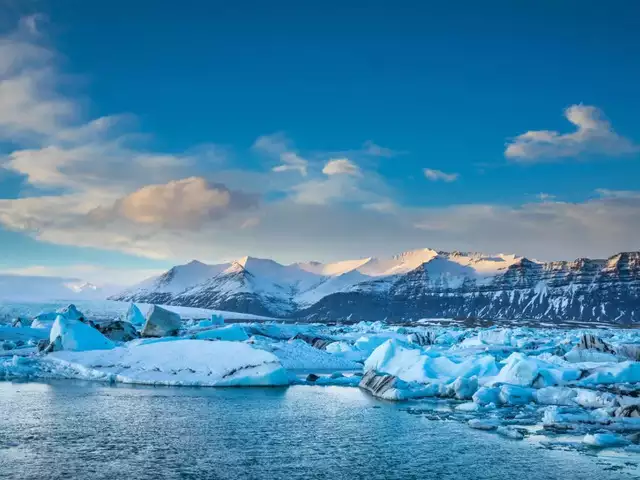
[362,140,402,158]
[595,188,640,199]
[536,193,556,202]
[424,168,459,182]
[290,178,353,205]
[89,177,257,229]
[505,105,638,161]
[322,158,360,176]
[253,133,308,176]
[413,196,640,260]
[363,200,396,213]
[0,264,164,286]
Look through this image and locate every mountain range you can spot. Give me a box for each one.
[110,249,640,324]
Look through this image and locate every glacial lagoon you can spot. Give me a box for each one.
[0,381,638,480]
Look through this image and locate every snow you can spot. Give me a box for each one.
[252,338,361,371]
[110,248,533,314]
[47,340,288,386]
[193,325,249,342]
[119,260,228,296]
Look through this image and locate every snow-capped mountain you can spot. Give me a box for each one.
[0,275,117,301]
[110,249,640,324]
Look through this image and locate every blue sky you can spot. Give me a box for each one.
[0,1,639,285]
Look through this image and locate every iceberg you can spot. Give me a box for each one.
[583,433,630,448]
[125,303,145,326]
[193,324,249,342]
[46,340,288,387]
[141,305,181,337]
[49,315,115,352]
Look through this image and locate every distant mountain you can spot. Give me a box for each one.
[110,249,640,323]
[0,275,118,302]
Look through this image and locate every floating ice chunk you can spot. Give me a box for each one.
[96,321,139,342]
[577,334,616,354]
[614,405,640,418]
[450,376,478,400]
[355,335,394,355]
[456,402,480,412]
[47,340,288,386]
[365,339,498,386]
[256,339,360,371]
[468,418,501,430]
[313,375,361,387]
[498,385,534,405]
[574,389,619,409]
[490,352,579,387]
[56,304,85,322]
[542,406,593,426]
[616,344,640,361]
[194,325,249,342]
[459,335,484,348]
[579,361,640,385]
[491,353,540,386]
[198,314,224,328]
[125,303,145,326]
[473,386,501,406]
[31,312,57,329]
[325,341,366,362]
[535,386,577,406]
[359,370,401,399]
[407,331,435,346]
[496,426,525,440]
[141,305,181,338]
[326,341,356,354]
[564,349,619,363]
[478,329,512,346]
[49,315,115,352]
[583,433,629,448]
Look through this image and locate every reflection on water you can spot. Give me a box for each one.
[0,381,636,480]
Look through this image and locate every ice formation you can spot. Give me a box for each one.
[1,301,640,452]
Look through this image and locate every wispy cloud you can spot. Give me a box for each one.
[322,158,360,176]
[362,140,404,158]
[595,188,640,199]
[253,132,308,176]
[505,105,638,161]
[536,193,556,202]
[0,264,164,286]
[423,168,459,182]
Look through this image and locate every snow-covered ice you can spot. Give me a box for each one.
[46,340,288,386]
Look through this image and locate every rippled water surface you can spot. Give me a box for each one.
[0,382,636,479]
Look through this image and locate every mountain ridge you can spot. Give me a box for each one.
[109,249,640,324]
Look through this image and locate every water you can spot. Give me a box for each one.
[0,381,636,480]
